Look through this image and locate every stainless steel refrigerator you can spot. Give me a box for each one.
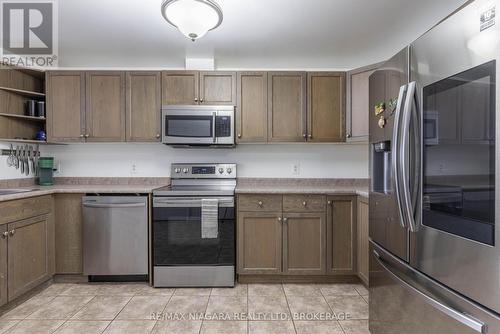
[369,0,500,332]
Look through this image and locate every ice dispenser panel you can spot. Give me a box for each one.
[371,141,391,194]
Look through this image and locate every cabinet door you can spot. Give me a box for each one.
[126,71,161,142]
[307,72,345,142]
[162,71,199,105]
[268,72,307,142]
[46,71,86,142]
[283,212,326,275]
[357,197,369,285]
[237,211,282,274]
[368,70,386,142]
[55,194,83,274]
[8,215,52,300]
[199,71,236,105]
[0,225,7,307]
[236,72,268,142]
[85,72,126,141]
[327,196,356,275]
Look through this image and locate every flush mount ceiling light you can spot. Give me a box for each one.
[161,0,223,41]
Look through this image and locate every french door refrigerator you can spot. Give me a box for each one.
[369,0,500,333]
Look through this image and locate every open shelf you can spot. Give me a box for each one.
[0,86,45,98]
[0,113,45,122]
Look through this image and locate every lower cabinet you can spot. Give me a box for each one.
[0,225,7,307]
[357,196,369,285]
[327,196,357,275]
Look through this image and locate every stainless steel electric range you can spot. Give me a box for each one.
[152,163,236,287]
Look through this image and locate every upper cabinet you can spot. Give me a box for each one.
[126,72,161,142]
[236,72,268,143]
[307,72,345,142]
[162,71,236,106]
[347,63,381,142]
[46,71,86,142]
[268,72,307,142]
[85,71,126,142]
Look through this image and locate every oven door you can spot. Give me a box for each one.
[152,197,235,267]
[410,0,499,313]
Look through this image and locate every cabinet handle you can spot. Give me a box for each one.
[79,134,84,138]
[302,201,307,206]
[237,134,242,139]
[156,133,161,139]
[195,98,198,103]
[1,231,8,238]
[283,217,288,222]
[200,98,204,103]
[328,200,331,205]
[258,201,263,207]
[302,134,307,139]
[347,133,352,138]
[84,134,89,138]
[9,230,15,236]
[308,134,312,139]
[278,217,282,222]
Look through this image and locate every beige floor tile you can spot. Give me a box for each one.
[248,284,284,296]
[117,296,169,320]
[59,284,102,296]
[134,285,175,297]
[173,288,211,296]
[210,284,247,297]
[54,320,110,334]
[294,320,344,334]
[248,320,295,334]
[339,320,370,334]
[200,320,247,334]
[205,296,247,320]
[319,284,360,297]
[354,285,369,296]
[0,296,55,320]
[103,320,156,334]
[0,320,19,334]
[286,296,332,317]
[152,320,202,334]
[163,296,209,319]
[37,283,74,297]
[325,296,368,320]
[96,284,142,296]
[72,296,131,320]
[7,319,65,334]
[283,284,322,296]
[27,296,94,320]
[248,295,291,320]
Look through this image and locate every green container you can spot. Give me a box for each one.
[38,157,54,186]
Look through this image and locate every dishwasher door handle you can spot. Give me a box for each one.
[82,202,146,208]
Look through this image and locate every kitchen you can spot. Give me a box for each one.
[0,0,499,333]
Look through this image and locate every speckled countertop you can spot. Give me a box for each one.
[236,178,369,197]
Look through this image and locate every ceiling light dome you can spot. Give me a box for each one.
[161,0,223,41]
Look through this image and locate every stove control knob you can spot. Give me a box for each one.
[174,168,181,173]
[218,167,224,174]
[182,168,189,173]
[226,167,232,174]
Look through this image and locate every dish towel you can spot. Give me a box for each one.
[201,198,219,239]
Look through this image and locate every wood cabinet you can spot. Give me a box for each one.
[46,71,86,142]
[54,194,83,274]
[126,71,161,142]
[0,225,7,307]
[162,71,236,106]
[356,196,369,285]
[237,211,282,274]
[347,63,381,142]
[268,72,307,142]
[307,72,345,142]
[327,196,356,275]
[236,72,268,142]
[0,195,54,303]
[85,71,126,142]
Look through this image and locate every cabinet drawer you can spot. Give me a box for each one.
[0,195,53,225]
[283,195,326,212]
[238,194,282,212]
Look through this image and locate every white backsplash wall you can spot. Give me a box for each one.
[33,143,369,179]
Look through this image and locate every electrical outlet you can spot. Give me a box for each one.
[131,163,138,175]
[54,162,62,175]
[291,162,300,176]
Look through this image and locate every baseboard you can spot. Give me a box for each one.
[237,274,361,284]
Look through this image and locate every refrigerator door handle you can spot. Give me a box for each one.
[400,81,419,232]
[392,84,408,228]
[373,250,486,333]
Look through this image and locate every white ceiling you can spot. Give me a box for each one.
[58,0,467,70]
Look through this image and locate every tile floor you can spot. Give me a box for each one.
[0,282,369,334]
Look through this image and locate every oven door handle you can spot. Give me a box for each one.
[153,197,234,208]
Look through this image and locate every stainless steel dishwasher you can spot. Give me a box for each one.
[82,195,148,277]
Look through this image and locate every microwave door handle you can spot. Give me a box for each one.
[212,111,217,144]
[392,85,408,229]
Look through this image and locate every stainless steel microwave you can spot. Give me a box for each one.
[161,105,235,147]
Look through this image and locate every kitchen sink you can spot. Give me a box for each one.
[0,188,39,195]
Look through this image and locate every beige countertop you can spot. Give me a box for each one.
[236,178,369,198]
